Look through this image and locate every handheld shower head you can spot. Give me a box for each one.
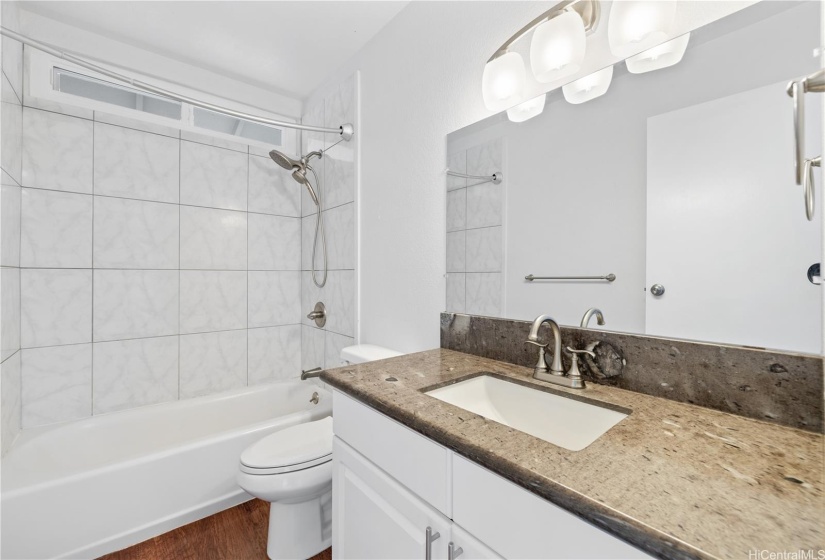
[292,168,320,206]
[269,149,301,171]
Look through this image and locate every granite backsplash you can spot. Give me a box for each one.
[440,313,824,433]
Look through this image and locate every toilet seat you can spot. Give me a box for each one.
[240,416,332,475]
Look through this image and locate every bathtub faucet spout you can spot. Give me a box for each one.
[301,367,324,380]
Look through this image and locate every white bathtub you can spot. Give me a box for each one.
[1,381,331,559]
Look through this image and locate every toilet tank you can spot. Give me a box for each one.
[340,344,402,366]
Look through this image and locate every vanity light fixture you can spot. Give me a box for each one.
[607,0,678,58]
[625,33,690,74]
[482,0,600,111]
[507,94,546,122]
[562,65,613,104]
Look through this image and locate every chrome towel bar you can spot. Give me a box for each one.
[525,274,616,282]
[446,170,502,185]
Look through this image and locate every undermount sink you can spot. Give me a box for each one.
[425,374,628,451]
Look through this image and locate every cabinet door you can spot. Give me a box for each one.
[450,525,503,560]
[333,436,451,560]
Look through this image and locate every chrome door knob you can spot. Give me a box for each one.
[650,284,665,296]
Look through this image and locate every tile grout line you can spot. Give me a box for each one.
[246,148,250,387]
[90,117,95,416]
[178,132,182,401]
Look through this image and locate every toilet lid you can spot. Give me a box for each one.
[240,417,333,474]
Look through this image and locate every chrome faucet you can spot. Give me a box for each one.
[525,314,564,379]
[580,308,605,328]
[301,367,323,380]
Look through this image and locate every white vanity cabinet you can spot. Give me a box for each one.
[332,391,650,560]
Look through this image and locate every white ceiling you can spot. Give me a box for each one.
[19,1,409,99]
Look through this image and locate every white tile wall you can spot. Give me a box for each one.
[445,139,504,315]
[92,336,179,414]
[94,122,180,203]
[1,25,22,455]
[300,75,358,370]
[8,94,314,428]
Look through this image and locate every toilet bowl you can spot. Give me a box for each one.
[237,416,333,560]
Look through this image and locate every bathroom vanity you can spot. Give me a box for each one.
[321,349,824,560]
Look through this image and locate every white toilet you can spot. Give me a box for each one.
[237,344,401,559]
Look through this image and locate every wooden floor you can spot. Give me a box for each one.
[99,499,332,560]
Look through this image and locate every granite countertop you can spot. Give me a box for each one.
[321,348,825,560]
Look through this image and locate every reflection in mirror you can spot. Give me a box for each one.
[446,1,822,354]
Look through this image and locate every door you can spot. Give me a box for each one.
[332,436,451,560]
[646,79,822,353]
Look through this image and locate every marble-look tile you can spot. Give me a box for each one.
[180,270,246,334]
[324,330,354,370]
[1,99,22,185]
[465,227,502,273]
[93,197,178,269]
[93,336,178,414]
[447,151,466,191]
[446,188,466,232]
[20,188,92,268]
[467,137,502,178]
[93,270,178,341]
[94,122,180,203]
[248,325,301,385]
[21,269,91,348]
[446,273,465,313]
[21,344,92,428]
[248,213,300,270]
[446,230,465,273]
[301,100,325,217]
[301,271,323,329]
[180,206,247,270]
[180,330,247,398]
[301,325,325,371]
[324,75,356,209]
[180,129,249,154]
[248,271,301,328]
[325,270,355,337]
[180,140,248,211]
[248,155,301,217]
[1,350,21,456]
[323,203,355,270]
[1,267,20,361]
[466,183,502,229]
[465,273,502,317]
[1,184,20,266]
[2,36,23,103]
[22,108,93,193]
[93,111,180,138]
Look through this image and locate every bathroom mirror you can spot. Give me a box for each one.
[445,1,823,354]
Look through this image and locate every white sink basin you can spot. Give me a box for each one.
[425,375,628,451]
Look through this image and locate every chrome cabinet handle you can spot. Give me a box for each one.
[425,526,441,560]
[448,542,464,560]
[650,284,665,296]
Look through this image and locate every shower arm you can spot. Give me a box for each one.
[0,26,354,141]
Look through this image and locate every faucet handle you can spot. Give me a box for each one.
[565,346,595,358]
[524,339,548,348]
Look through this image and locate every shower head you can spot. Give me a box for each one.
[269,149,301,171]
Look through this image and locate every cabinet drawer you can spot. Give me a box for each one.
[333,390,451,516]
[452,455,650,559]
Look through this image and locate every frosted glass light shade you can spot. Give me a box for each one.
[625,33,690,74]
[608,1,678,58]
[530,11,587,84]
[507,94,546,123]
[562,65,613,104]
[482,52,527,111]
